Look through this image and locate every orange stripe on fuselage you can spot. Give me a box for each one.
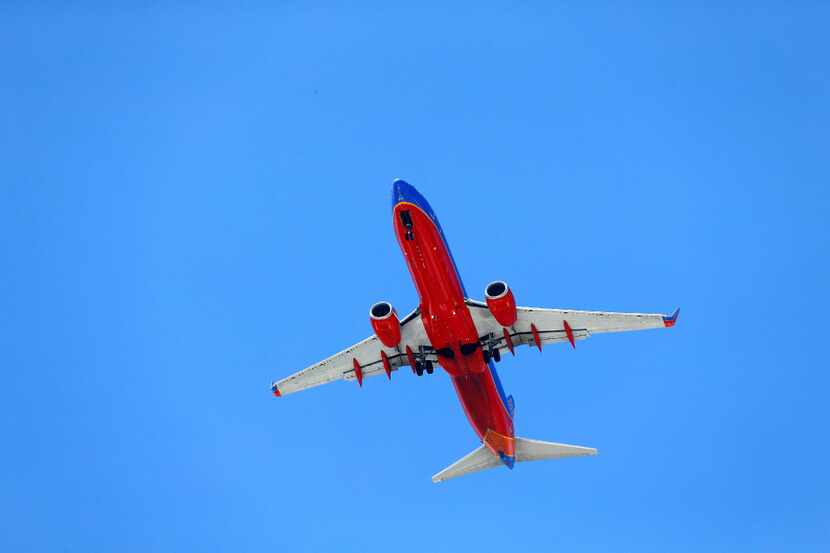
[484,428,516,458]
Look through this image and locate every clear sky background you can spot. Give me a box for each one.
[2,3,828,552]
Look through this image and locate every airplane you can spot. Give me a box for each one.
[271,179,679,483]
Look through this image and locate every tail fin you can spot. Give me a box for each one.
[431,438,597,483]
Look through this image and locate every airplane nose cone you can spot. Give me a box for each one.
[391,178,426,208]
[390,178,439,223]
[391,178,411,204]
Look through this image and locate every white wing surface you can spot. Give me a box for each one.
[272,308,434,396]
[466,299,678,353]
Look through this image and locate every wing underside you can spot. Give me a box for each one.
[272,308,436,396]
[466,299,677,355]
[272,301,677,396]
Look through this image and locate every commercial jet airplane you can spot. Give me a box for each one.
[271,179,678,483]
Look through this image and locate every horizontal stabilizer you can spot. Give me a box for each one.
[515,437,597,461]
[431,437,597,483]
[431,445,501,483]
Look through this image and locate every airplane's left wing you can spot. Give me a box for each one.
[467,299,678,354]
[272,308,432,396]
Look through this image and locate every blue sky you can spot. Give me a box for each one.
[2,3,828,552]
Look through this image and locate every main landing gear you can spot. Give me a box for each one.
[414,360,434,377]
[481,333,502,364]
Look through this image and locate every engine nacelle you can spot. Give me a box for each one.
[370,301,402,348]
[485,281,517,327]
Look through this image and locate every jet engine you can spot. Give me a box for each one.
[485,281,517,327]
[370,301,402,348]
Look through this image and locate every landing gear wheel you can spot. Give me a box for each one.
[415,362,424,376]
[492,348,501,363]
[482,350,491,363]
[425,361,434,374]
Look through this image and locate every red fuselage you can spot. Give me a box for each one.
[392,185,515,463]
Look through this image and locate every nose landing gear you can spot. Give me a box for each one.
[399,210,414,241]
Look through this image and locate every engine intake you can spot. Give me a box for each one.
[370,301,401,348]
[485,280,517,327]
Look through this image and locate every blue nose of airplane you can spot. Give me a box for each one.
[391,178,435,218]
[391,178,414,206]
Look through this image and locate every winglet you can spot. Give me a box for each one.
[271,382,281,397]
[662,308,680,328]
